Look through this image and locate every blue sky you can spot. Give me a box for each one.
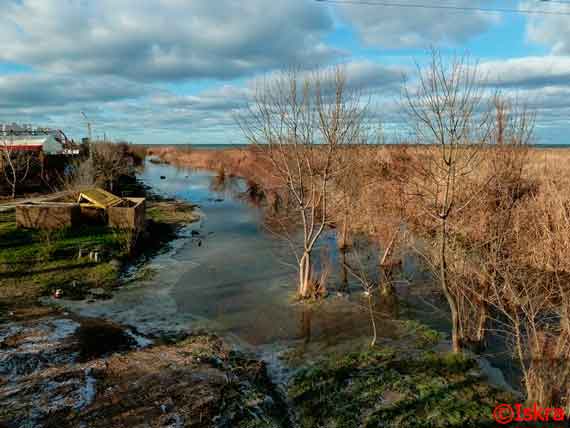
[0,0,569,144]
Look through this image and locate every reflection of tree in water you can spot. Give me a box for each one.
[208,172,269,210]
[290,235,408,350]
[340,237,406,345]
[300,306,312,345]
[241,180,264,207]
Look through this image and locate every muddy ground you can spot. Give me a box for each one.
[0,316,288,428]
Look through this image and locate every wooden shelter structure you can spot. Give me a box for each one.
[16,202,80,230]
[16,188,145,231]
[78,188,124,209]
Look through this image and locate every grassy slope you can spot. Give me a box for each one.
[290,350,513,428]
[0,199,199,320]
[289,321,514,428]
[0,209,123,317]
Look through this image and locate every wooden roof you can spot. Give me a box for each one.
[78,188,124,209]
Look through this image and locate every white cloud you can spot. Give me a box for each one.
[523,1,570,54]
[0,0,342,82]
[335,0,501,48]
[0,73,147,108]
[479,56,570,88]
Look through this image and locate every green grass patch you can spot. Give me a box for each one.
[0,198,199,316]
[146,200,199,225]
[289,348,513,428]
[400,319,444,348]
[0,209,127,311]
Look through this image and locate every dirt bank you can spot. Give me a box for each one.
[0,316,287,428]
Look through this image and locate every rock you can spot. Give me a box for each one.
[109,259,122,269]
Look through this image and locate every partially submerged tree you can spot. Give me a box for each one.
[238,67,367,299]
[0,137,35,199]
[481,182,570,408]
[403,50,495,352]
[471,96,535,347]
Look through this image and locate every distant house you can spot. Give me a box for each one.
[0,127,80,156]
[0,124,80,193]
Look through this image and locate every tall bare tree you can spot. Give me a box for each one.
[91,142,133,193]
[403,50,494,352]
[472,96,534,346]
[481,182,570,408]
[238,67,367,298]
[0,136,35,199]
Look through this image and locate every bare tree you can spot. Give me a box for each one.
[481,184,570,408]
[66,142,132,192]
[472,96,534,347]
[0,136,35,199]
[92,142,133,193]
[403,50,494,352]
[238,67,367,299]
[342,247,380,347]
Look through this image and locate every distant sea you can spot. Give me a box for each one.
[140,143,570,150]
[534,143,570,149]
[142,143,248,150]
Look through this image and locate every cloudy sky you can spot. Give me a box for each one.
[0,0,569,144]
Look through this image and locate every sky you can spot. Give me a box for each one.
[0,0,569,144]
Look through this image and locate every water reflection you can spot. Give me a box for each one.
[58,162,449,366]
[155,162,517,390]
[300,306,312,345]
[208,171,242,197]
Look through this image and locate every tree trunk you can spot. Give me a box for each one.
[339,212,349,250]
[340,248,348,292]
[380,232,397,267]
[440,218,462,353]
[368,294,377,347]
[298,251,312,299]
[10,161,17,200]
[475,299,487,345]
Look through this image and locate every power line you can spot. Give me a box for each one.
[315,0,570,16]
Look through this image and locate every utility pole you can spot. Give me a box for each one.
[81,111,93,160]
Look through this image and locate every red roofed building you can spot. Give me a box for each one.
[1,126,79,156]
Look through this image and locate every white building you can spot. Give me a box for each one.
[0,124,79,156]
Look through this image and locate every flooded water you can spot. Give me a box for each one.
[58,161,512,382]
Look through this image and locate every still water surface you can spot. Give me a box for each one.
[60,161,466,378]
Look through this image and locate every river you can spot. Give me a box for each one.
[58,160,514,384]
